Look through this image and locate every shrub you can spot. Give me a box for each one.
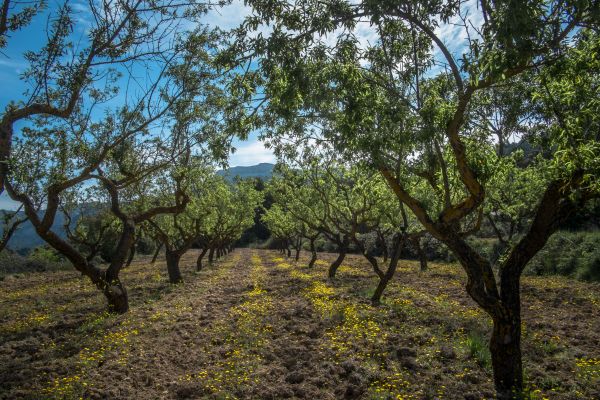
[0,246,70,278]
[525,230,600,281]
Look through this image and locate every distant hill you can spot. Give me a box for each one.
[217,163,274,181]
[1,210,68,253]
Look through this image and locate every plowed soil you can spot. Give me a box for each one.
[1,249,599,399]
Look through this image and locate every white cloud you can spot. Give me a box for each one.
[229,139,276,166]
[433,0,484,63]
[0,58,27,74]
[205,0,253,30]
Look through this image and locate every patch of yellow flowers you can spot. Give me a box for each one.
[177,251,272,398]
[575,357,600,381]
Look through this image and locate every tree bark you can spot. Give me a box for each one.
[364,233,405,306]
[208,247,215,263]
[101,218,136,314]
[196,248,208,271]
[328,248,346,278]
[414,237,428,271]
[151,242,163,264]
[491,316,523,399]
[125,242,136,267]
[371,234,404,305]
[308,238,317,268]
[165,249,183,284]
[103,278,129,314]
[371,275,389,306]
[295,247,300,261]
[378,232,388,263]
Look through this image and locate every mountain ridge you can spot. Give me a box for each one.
[217,162,274,180]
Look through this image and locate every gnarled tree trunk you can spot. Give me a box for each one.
[308,237,317,268]
[125,241,136,267]
[370,234,404,306]
[491,315,523,399]
[413,236,428,271]
[328,248,346,278]
[103,278,129,314]
[165,249,183,284]
[151,242,163,264]
[196,248,208,271]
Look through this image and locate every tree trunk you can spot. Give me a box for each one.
[165,249,183,284]
[125,242,136,267]
[151,242,163,264]
[308,238,317,268]
[295,248,300,261]
[328,248,346,279]
[379,233,388,263]
[415,237,428,271]
[490,316,523,399]
[371,275,389,306]
[196,248,208,271]
[286,247,291,258]
[102,219,135,313]
[103,279,129,314]
[208,247,215,263]
[370,234,404,306]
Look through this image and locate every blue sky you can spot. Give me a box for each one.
[0,0,483,210]
[0,0,276,169]
[0,0,276,209]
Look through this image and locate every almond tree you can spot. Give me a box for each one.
[267,162,350,276]
[1,1,252,313]
[261,203,302,258]
[0,0,45,48]
[235,1,600,397]
[269,155,430,304]
[194,177,263,268]
[145,165,215,283]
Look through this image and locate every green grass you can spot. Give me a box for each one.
[465,331,491,370]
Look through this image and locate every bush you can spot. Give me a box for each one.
[0,250,28,277]
[525,230,600,282]
[466,237,506,265]
[422,230,600,282]
[136,236,157,255]
[422,236,456,263]
[0,246,70,277]
[28,245,65,263]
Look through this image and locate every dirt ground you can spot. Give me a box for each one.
[0,249,599,399]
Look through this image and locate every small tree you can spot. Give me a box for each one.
[145,165,214,283]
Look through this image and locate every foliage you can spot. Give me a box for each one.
[526,231,600,282]
[0,246,70,277]
[233,0,600,396]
